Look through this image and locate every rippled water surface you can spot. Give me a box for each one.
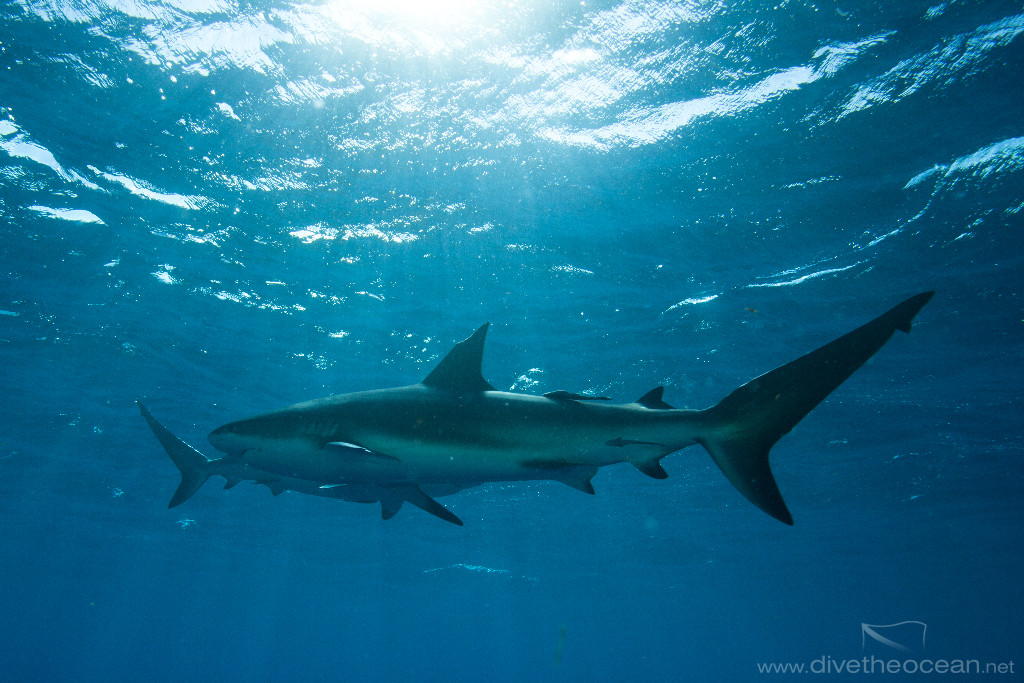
[1,0,1022,679]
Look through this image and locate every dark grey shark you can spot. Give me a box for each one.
[141,292,934,526]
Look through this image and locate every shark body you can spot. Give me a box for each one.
[141,292,934,526]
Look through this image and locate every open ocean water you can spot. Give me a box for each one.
[1,0,1022,680]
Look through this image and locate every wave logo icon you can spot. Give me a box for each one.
[861,621,927,654]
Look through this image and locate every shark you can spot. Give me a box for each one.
[140,291,934,526]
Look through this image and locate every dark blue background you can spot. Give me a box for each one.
[1,0,1021,679]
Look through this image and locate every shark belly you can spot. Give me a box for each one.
[343,392,704,484]
[214,387,707,489]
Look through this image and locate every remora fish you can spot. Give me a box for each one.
[141,292,934,526]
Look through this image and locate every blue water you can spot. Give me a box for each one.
[1,0,1022,679]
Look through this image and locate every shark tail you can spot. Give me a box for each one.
[138,402,213,508]
[697,292,934,525]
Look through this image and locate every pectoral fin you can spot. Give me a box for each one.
[386,484,463,526]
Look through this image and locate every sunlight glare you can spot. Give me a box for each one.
[327,0,493,33]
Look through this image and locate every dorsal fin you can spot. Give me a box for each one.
[637,386,674,409]
[422,324,495,393]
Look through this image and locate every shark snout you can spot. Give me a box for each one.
[208,422,253,454]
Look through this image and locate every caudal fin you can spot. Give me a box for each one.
[698,292,934,525]
[138,402,212,508]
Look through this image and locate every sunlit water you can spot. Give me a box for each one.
[1,0,1022,679]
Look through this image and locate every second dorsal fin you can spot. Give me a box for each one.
[637,386,674,409]
[422,324,495,393]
